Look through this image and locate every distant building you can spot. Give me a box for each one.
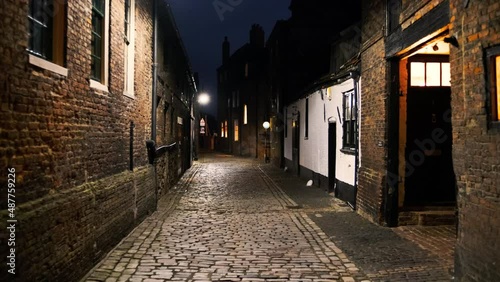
[0,0,196,281]
[216,25,271,159]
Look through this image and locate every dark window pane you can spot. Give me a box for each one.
[28,0,53,60]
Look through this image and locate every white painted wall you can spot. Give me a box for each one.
[284,78,359,186]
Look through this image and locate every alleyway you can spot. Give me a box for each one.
[82,153,455,282]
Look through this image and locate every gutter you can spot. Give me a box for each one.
[151,0,158,143]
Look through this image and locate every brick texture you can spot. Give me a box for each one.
[0,0,193,281]
[449,0,500,281]
[358,0,387,224]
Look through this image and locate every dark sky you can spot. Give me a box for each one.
[168,0,291,116]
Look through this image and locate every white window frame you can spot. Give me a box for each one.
[90,0,110,92]
[123,0,135,98]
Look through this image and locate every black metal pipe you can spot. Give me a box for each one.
[130,121,135,171]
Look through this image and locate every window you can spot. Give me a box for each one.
[486,46,500,124]
[91,0,109,84]
[243,104,248,125]
[221,122,225,138]
[124,0,135,96]
[234,120,239,141]
[343,90,356,149]
[245,63,249,78]
[28,0,66,66]
[410,60,451,87]
[232,91,236,108]
[224,120,228,138]
[305,98,309,139]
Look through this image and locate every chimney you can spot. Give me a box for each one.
[222,36,230,64]
[249,24,265,48]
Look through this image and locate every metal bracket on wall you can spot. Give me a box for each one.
[146,140,178,164]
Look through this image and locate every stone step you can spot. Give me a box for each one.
[398,209,457,226]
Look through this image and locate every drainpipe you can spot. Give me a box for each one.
[351,70,360,209]
[151,0,158,143]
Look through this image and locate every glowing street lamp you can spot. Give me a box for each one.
[263,121,270,163]
[197,92,210,105]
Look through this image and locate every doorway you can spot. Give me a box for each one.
[328,122,336,193]
[402,53,456,207]
[292,113,300,176]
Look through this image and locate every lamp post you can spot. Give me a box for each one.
[263,121,270,163]
[194,92,210,160]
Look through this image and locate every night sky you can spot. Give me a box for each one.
[168,0,291,116]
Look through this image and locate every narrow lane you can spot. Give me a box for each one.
[83,154,368,282]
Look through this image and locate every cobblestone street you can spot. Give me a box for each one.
[82,153,454,282]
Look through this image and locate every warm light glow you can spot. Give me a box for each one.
[221,122,224,137]
[234,120,239,141]
[197,93,210,105]
[442,62,451,86]
[410,62,425,86]
[224,120,228,138]
[426,62,441,86]
[243,104,248,125]
[496,56,500,119]
[262,121,270,129]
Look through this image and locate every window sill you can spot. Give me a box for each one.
[123,91,135,99]
[90,79,109,92]
[28,54,68,77]
[340,148,356,155]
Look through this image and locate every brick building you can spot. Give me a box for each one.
[0,0,196,281]
[359,0,499,280]
[216,25,271,158]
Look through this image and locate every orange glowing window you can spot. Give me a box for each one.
[410,61,450,87]
[496,56,500,120]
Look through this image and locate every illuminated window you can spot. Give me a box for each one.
[410,61,450,87]
[28,0,66,66]
[486,46,500,124]
[243,104,248,124]
[234,120,239,141]
[224,120,228,138]
[221,122,225,137]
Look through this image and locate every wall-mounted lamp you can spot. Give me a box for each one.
[432,43,439,51]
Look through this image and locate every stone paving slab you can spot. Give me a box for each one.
[82,155,370,282]
[258,161,455,282]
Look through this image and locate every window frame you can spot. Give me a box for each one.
[486,45,500,129]
[27,0,67,73]
[123,0,135,97]
[90,0,109,89]
[234,119,239,141]
[342,89,356,150]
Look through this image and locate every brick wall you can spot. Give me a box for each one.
[0,0,180,280]
[358,0,387,224]
[449,0,500,280]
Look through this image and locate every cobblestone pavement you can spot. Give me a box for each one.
[259,161,455,282]
[82,154,370,282]
[82,153,455,282]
